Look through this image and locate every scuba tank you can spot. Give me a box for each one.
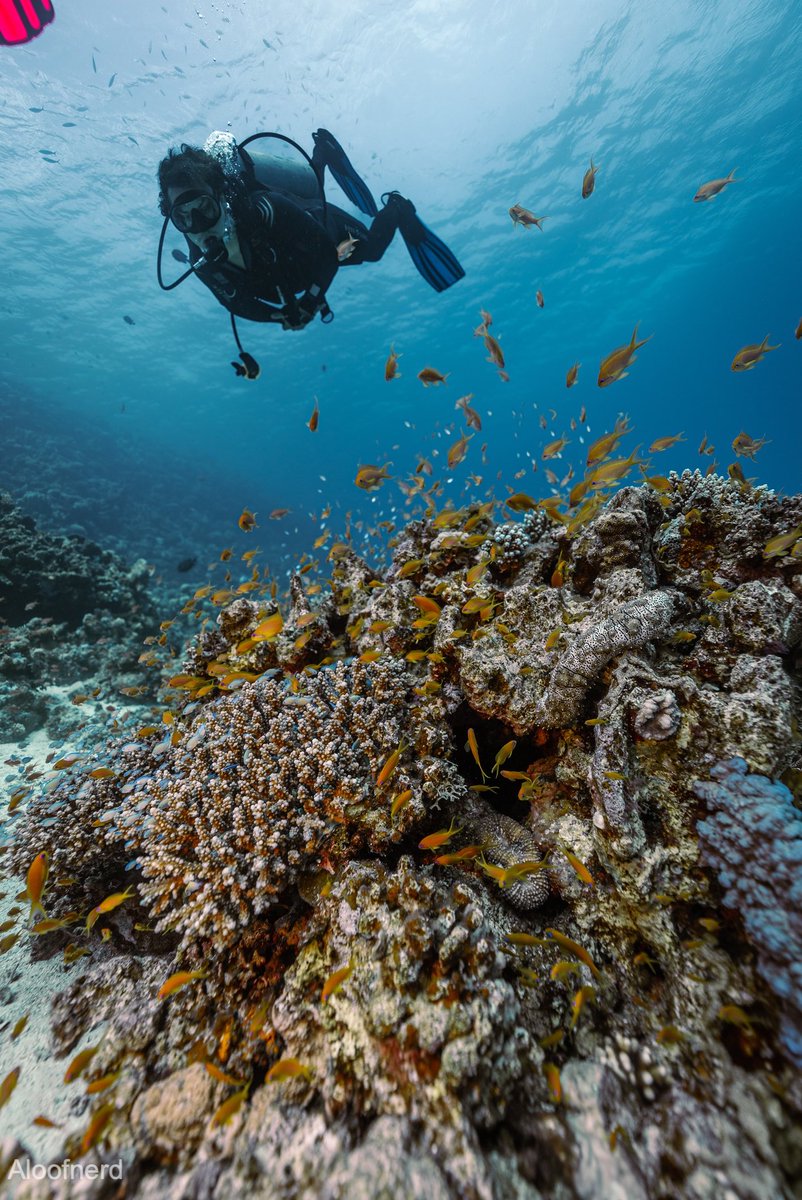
[206,129,325,215]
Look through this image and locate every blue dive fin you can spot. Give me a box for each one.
[312,128,378,218]
[394,204,465,293]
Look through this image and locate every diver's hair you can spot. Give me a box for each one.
[157,145,228,216]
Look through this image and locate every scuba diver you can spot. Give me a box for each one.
[157,129,465,378]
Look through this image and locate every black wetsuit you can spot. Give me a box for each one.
[189,182,399,327]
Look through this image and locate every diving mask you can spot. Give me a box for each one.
[169,189,224,235]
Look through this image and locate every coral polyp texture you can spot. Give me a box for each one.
[695,757,802,1067]
[3,476,802,1200]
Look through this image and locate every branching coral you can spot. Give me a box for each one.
[8,660,447,958]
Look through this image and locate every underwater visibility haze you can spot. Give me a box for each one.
[1,2,802,1197]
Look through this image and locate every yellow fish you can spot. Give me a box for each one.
[587,446,645,489]
[0,1068,20,1110]
[648,433,685,452]
[252,613,283,640]
[504,492,538,512]
[763,526,802,558]
[543,1061,562,1103]
[355,463,392,491]
[731,335,780,371]
[585,418,631,466]
[492,740,517,774]
[542,437,570,460]
[86,887,135,932]
[377,740,406,789]
[321,962,354,1004]
[569,985,595,1028]
[447,431,473,468]
[582,158,599,198]
[266,1058,312,1083]
[597,324,652,387]
[79,1102,114,1155]
[566,362,579,388]
[64,1045,99,1084]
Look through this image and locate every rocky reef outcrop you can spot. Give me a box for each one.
[0,492,159,739]
[2,474,802,1199]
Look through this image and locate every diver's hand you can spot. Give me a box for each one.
[280,295,317,331]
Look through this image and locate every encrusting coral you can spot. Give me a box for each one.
[695,757,802,1068]
[3,474,802,1200]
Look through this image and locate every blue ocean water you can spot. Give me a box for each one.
[1,0,800,582]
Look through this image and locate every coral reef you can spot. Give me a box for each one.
[3,476,802,1200]
[695,758,802,1067]
[0,492,160,739]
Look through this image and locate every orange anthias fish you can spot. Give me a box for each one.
[238,508,257,532]
[355,463,392,491]
[585,417,631,467]
[483,333,505,369]
[447,432,473,468]
[321,961,354,1004]
[542,437,570,460]
[582,158,600,198]
[731,431,770,459]
[731,336,780,372]
[26,852,49,920]
[456,394,482,430]
[377,740,406,789]
[417,366,449,386]
[307,397,319,432]
[536,290,545,308]
[419,817,462,851]
[266,1058,312,1084]
[693,168,738,202]
[566,363,579,388]
[86,887,135,932]
[648,432,685,452]
[336,234,359,261]
[385,345,401,381]
[505,492,538,512]
[598,324,652,387]
[509,204,547,230]
[795,317,802,340]
[157,969,207,1000]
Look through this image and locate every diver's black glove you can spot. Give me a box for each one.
[231,351,261,380]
